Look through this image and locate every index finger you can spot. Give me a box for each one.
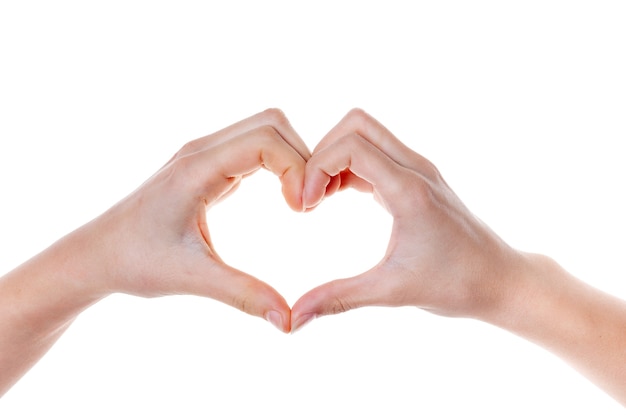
[303,132,417,215]
[315,108,436,177]
[178,108,312,162]
[184,124,307,211]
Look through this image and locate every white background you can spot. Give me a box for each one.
[1,1,625,415]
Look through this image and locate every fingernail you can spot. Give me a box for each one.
[291,313,316,334]
[265,310,285,332]
[301,187,310,211]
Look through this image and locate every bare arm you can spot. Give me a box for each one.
[0,108,310,396]
[291,108,626,406]
[498,256,626,404]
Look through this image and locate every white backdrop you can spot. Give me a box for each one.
[1,1,625,415]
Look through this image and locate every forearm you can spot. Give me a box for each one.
[0,226,105,396]
[491,254,626,405]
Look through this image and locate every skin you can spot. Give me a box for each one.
[0,108,310,397]
[2,108,626,406]
[291,108,626,406]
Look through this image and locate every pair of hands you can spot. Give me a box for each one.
[80,108,528,333]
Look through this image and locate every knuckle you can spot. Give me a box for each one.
[325,281,357,315]
[391,173,436,212]
[424,160,441,178]
[168,154,196,182]
[261,107,289,127]
[175,138,203,159]
[345,108,376,131]
[180,140,197,153]
[337,132,366,152]
[346,107,369,123]
[417,158,443,182]
[253,124,282,146]
[411,178,438,212]
[155,156,195,195]
[231,289,255,315]
[329,297,353,315]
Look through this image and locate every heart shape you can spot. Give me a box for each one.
[208,169,392,311]
[179,107,472,333]
[98,108,502,335]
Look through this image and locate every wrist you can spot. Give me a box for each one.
[0,223,109,396]
[3,224,110,333]
[480,252,559,333]
[484,252,594,354]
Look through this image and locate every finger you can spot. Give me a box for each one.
[183,125,307,211]
[290,270,388,333]
[336,170,373,193]
[303,170,373,212]
[314,108,436,178]
[177,108,312,162]
[303,132,415,213]
[180,258,292,333]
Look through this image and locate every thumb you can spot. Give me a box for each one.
[181,259,292,333]
[290,271,385,333]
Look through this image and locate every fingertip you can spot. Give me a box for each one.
[290,312,317,334]
[280,166,306,212]
[301,185,312,211]
[290,288,328,333]
[207,263,292,331]
[265,310,291,333]
[302,169,329,210]
[283,185,303,212]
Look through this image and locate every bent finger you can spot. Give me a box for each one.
[183,125,307,211]
[177,108,312,162]
[303,132,414,214]
[314,108,438,180]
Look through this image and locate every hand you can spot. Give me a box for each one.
[78,108,310,332]
[291,109,530,331]
[0,108,310,396]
